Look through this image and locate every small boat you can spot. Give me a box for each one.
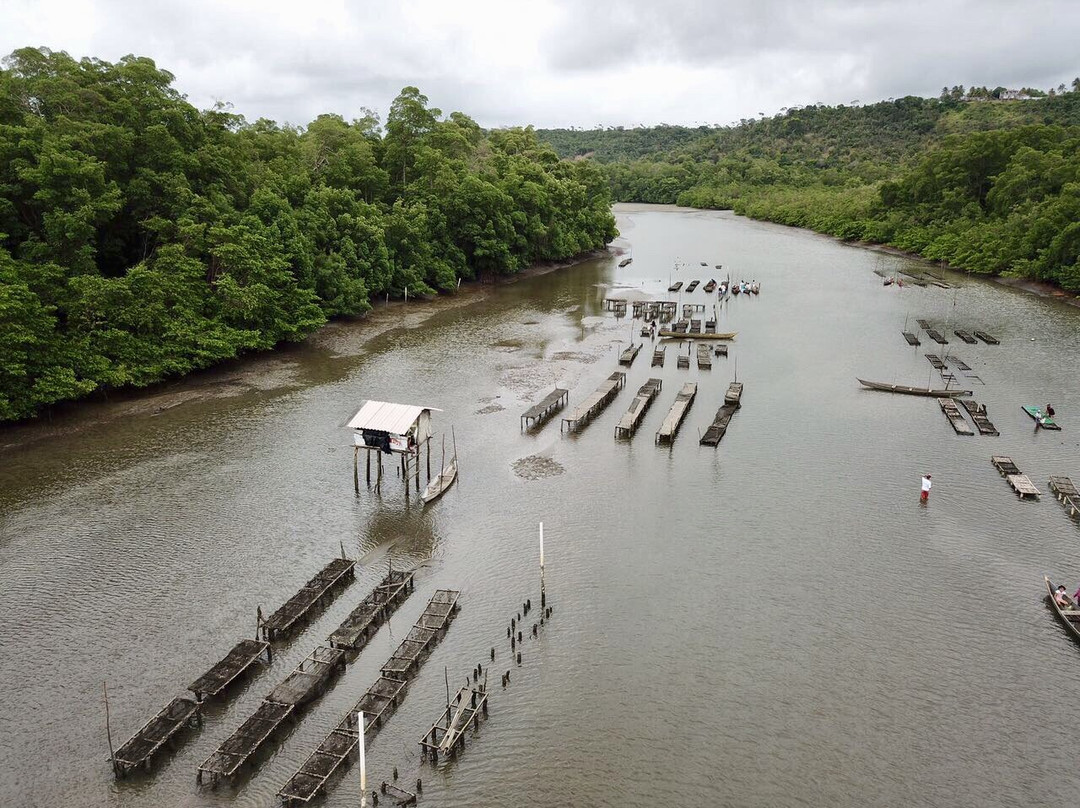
[658,331,736,340]
[668,281,683,292]
[700,261,707,266]
[703,279,717,293]
[618,257,632,268]
[715,264,722,269]
[686,280,700,292]
[750,281,760,295]
[1022,405,1061,430]
[731,284,741,295]
[1045,576,1080,643]
[422,431,458,505]
[856,378,971,397]
[883,277,894,286]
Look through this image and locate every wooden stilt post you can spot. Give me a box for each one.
[104,681,117,775]
[366,448,371,485]
[353,446,359,494]
[426,438,431,482]
[403,454,409,499]
[414,448,420,492]
[376,453,383,495]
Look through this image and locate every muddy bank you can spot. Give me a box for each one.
[0,248,611,453]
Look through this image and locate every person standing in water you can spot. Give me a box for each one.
[920,474,932,502]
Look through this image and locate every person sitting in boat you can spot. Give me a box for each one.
[1055,585,1074,609]
[1046,403,1055,419]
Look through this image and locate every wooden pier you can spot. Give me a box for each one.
[562,372,626,432]
[1049,476,1080,520]
[959,399,998,436]
[991,456,1040,499]
[696,344,712,370]
[652,347,665,367]
[700,402,739,446]
[656,383,697,444]
[902,331,921,346]
[197,646,347,783]
[260,557,356,641]
[725,382,744,406]
[112,696,202,777]
[954,330,978,344]
[938,398,975,435]
[520,387,569,431]
[188,639,271,701]
[615,379,662,439]
[974,330,999,345]
[419,683,489,762]
[925,328,948,345]
[382,590,461,679]
[619,343,642,366]
[328,569,415,650]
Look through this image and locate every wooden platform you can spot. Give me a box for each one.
[1006,474,1040,499]
[261,557,356,641]
[652,347,665,367]
[381,590,461,679]
[714,344,728,357]
[916,319,931,330]
[327,569,415,650]
[677,354,690,369]
[614,379,662,439]
[974,330,999,345]
[902,331,921,346]
[277,677,408,805]
[520,387,568,431]
[112,696,201,777]
[686,280,700,292]
[418,684,489,762]
[197,647,346,783]
[188,639,270,701]
[562,372,626,432]
[938,398,974,435]
[925,354,947,370]
[925,328,948,345]
[992,456,1021,476]
[696,343,712,370]
[724,382,744,406]
[700,403,739,446]
[656,383,697,444]
[954,330,978,344]
[951,357,971,371]
[959,399,998,436]
[618,343,642,366]
[1049,477,1080,520]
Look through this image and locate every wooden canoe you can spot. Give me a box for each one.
[422,457,458,505]
[856,378,971,397]
[659,331,736,340]
[1045,576,1080,643]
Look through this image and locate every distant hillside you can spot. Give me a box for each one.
[537,88,1080,291]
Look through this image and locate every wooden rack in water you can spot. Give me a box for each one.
[419,682,489,762]
[938,398,974,435]
[520,387,568,431]
[959,399,998,436]
[619,343,642,366]
[260,556,356,641]
[561,372,626,433]
[991,456,1040,499]
[614,379,662,439]
[277,590,461,805]
[1049,476,1080,521]
[656,383,697,444]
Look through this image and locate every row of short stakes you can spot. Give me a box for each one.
[503,597,553,677]
[366,767,422,807]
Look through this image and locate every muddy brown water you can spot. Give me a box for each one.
[3,203,1080,808]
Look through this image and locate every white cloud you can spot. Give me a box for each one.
[2,0,1078,129]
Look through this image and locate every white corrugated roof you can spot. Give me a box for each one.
[347,400,441,434]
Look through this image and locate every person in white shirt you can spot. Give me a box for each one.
[920,474,932,502]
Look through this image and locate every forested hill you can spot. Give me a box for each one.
[0,48,616,422]
[537,89,1080,292]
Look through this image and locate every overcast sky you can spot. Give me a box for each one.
[4,0,1079,129]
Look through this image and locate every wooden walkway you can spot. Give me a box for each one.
[700,402,740,446]
[261,557,356,641]
[418,684,490,762]
[954,330,978,344]
[991,456,1040,499]
[198,646,347,783]
[938,398,974,435]
[696,343,712,370]
[614,379,662,439]
[520,387,568,431]
[277,590,461,805]
[562,372,626,432]
[619,343,642,366]
[327,569,415,650]
[382,590,461,679]
[959,399,998,436]
[112,696,201,777]
[1049,476,1080,520]
[188,639,270,701]
[656,383,697,444]
[902,331,921,346]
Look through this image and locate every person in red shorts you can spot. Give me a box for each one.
[920,474,932,502]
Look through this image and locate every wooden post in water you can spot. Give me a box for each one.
[426,438,431,482]
[366,448,371,486]
[353,446,359,494]
[402,453,409,500]
[103,681,117,775]
[376,452,383,495]
[357,710,367,808]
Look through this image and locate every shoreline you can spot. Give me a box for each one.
[0,248,612,452]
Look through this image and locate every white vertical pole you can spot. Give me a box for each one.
[357,711,366,807]
[539,522,545,603]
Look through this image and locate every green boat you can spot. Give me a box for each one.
[1022,405,1061,430]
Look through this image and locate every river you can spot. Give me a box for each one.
[2,203,1080,808]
